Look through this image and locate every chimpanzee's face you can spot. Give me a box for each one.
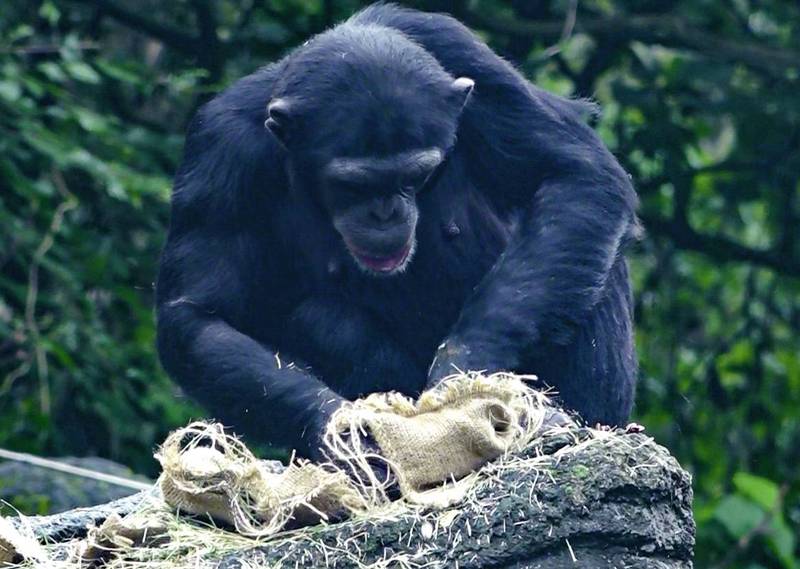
[307,77,472,277]
[318,148,442,276]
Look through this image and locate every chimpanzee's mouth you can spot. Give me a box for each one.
[346,239,415,275]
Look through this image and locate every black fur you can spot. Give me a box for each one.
[156,4,640,459]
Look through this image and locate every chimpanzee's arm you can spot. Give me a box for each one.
[360,6,639,383]
[157,231,345,459]
[427,98,639,381]
[428,152,639,383]
[156,69,345,458]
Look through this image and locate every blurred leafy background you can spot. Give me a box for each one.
[0,0,798,566]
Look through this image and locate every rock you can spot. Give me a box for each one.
[216,429,695,568]
[6,431,694,568]
[9,490,155,543]
[0,457,151,515]
[5,460,280,543]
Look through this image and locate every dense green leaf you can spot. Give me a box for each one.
[734,473,781,510]
[715,495,765,538]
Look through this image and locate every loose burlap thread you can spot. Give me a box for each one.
[158,372,553,535]
[0,516,46,567]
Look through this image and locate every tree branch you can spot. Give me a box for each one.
[713,483,792,569]
[22,170,78,414]
[71,0,198,54]
[462,9,800,79]
[189,0,224,83]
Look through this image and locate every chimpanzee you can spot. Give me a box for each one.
[156,4,640,460]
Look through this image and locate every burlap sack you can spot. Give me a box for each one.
[158,374,552,532]
[156,422,366,537]
[79,513,168,568]
[325,372,548,505]
[366,397,517,492]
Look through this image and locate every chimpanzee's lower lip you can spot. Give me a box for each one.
[349,241,412,272]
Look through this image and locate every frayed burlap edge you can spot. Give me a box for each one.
[156,422,367,538]
[76,512,169,568]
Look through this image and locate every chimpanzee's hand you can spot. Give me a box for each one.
[314,424,401,500]
[426,338,516,389]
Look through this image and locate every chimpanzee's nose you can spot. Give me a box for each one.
[370,197,400,223]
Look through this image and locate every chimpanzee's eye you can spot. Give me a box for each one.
[335,181,362,199]
[400,172,431,195]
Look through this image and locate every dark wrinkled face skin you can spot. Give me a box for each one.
[320,148,442,276]
[281,95,468,277]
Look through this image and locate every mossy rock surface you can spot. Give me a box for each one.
[10,429,694,568]
[222,429,695,568]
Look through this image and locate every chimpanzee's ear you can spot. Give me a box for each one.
[265,98,293,147]
[449,77,475,110]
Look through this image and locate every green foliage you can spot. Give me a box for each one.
[703,473,797,569]
[0,2,199,474]
[0,1,798,567]
[0,493,51,517]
